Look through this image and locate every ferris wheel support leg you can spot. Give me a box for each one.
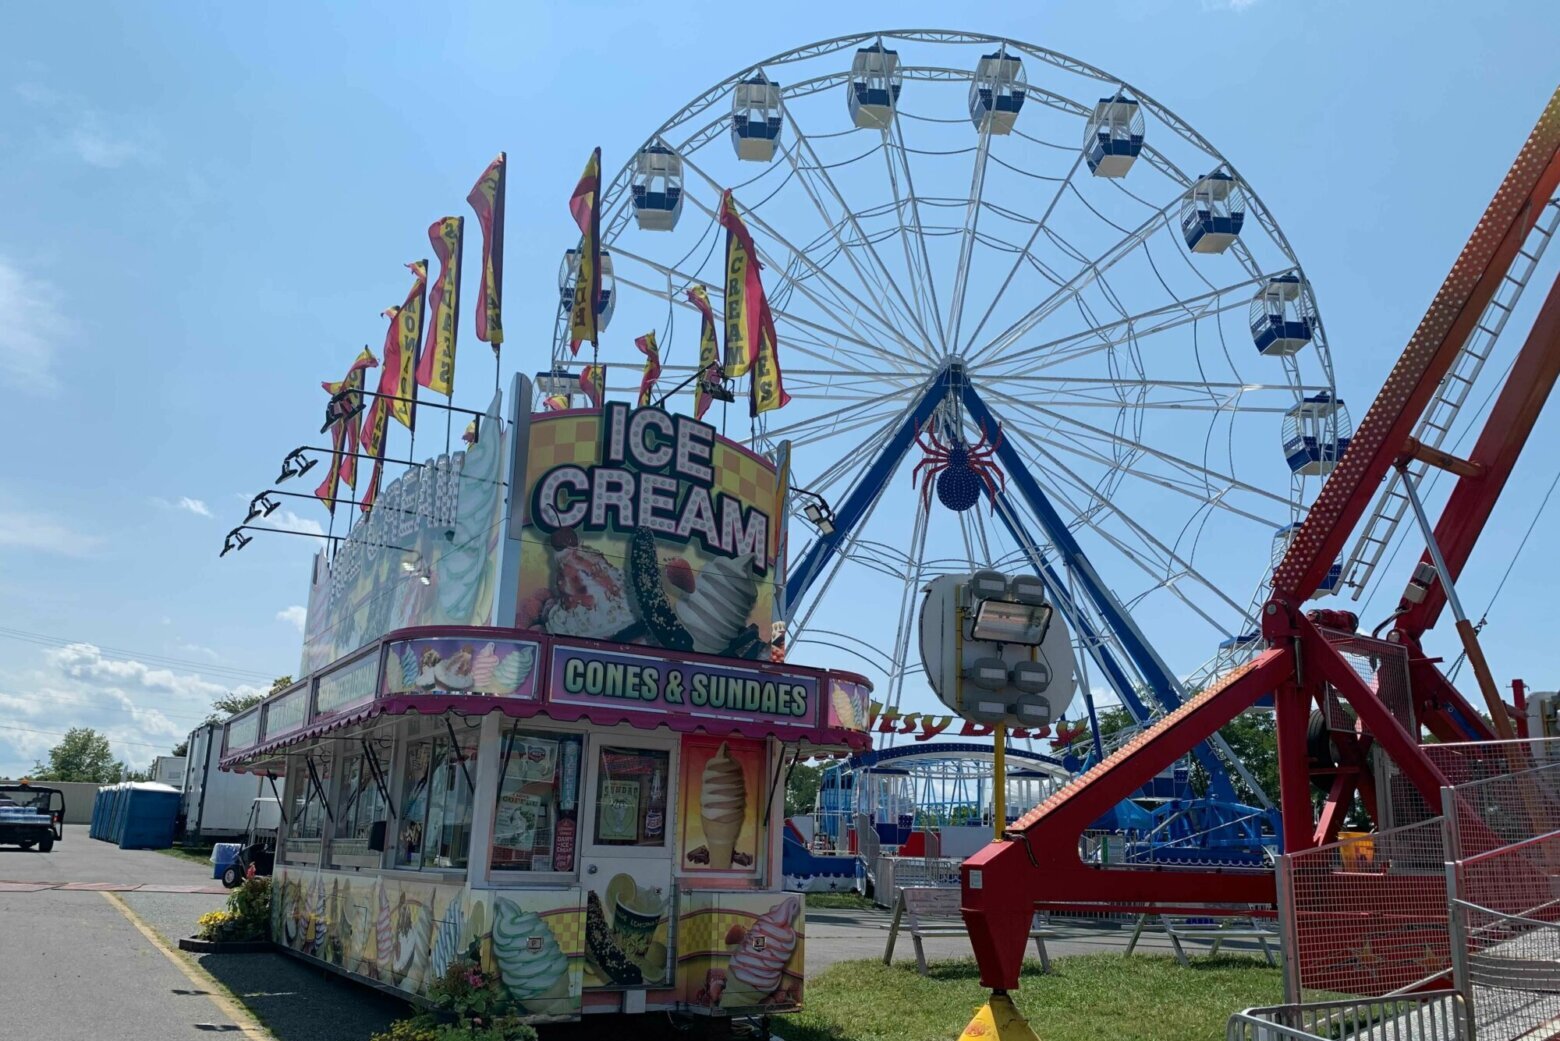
[963,383,1245,804]
[782,372,951,617]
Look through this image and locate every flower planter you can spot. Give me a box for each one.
[178,937,274,954]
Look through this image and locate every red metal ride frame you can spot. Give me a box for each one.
[961,90,1560,993]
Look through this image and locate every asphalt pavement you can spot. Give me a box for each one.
[0,827,1246,1041]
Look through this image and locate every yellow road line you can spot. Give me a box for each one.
[101,891,274,1041]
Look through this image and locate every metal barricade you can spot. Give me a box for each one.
[1227,991,1471,1041]
[1277,818,1450,1002]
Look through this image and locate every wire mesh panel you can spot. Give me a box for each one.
[1280,818,1451,1000]
[1426,737,1560,787]
[1445,760,1560,859]
[1452,829,1560,1041]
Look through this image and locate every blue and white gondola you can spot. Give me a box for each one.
[1084,93,1143,177]
[969,50,1025,135]
[847,43,901,129]
[731,74,782,162]
[1181,169,1246,254]
[630,143,683,231]
[1250,274,1315,356]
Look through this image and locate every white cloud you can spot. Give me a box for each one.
[0,643,269,776]
[277,606,308,633]
[258,510,326,538]
[0,256,69,394]
[152,495,213,518]
[0,508,105,557]
[13,81,153,169]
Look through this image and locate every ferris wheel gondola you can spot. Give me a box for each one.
[549,31,1350,799]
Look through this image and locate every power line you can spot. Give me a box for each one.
[0,722,179,752]
[0,626,278,684]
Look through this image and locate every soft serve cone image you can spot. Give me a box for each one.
[492,898,572,1013]
[673,554,759,655]
[721,897,801,1009]
[700,742,747,869]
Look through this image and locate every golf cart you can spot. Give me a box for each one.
[220,797,280,888]
[0,782,65,852]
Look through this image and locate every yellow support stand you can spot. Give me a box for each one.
[957,992,1040,1041]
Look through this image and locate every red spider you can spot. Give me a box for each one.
[912,420,1006,513]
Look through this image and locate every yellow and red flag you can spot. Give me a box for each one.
[567,147,602,355]
[579,363,605,410]
[315,347,378,511]
[687,285,721,420]
[418,217,463,396]
[359,391,389,515]
[717,190,788,414]
[381,261,428,430]
[321,347,378,489]
[634,331,660,407]
[542,393,570,412]
[718,190,760,379]
[467,153,506,349]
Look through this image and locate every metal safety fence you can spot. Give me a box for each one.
[1227,992,1471,1041]
[1278,817,1451,1002]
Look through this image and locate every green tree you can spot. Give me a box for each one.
[32,728,125,783]
[204,675,292,726]
[785,761,822,816]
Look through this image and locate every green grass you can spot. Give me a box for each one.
[776,954,1283,1041]
[804,891,876,911]
[156,844,216,867]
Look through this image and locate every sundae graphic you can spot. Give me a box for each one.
[696,742,749,870]
[721,897,801,1008]
[434,646,475,690]
[830,682,869,731]
[492,898,571,1009]
[675,553,759,655]
[525,527,636,639]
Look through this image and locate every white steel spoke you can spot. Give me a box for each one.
[778,104,940,355]
[882,102,949,351]
[967,194,1186,369]
[944,112,994,354]
[677,154,924,359]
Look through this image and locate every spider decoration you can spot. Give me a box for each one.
[912,420,1006,513]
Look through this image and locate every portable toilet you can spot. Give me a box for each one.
[731,74,783,162]
[1181,170,1246,254]
[1084,94,1144,177]
[558,248,616,332]
[1250,275,1315,357]
[847,43,901,129]
[631,143,684,231]
[1273,523,1343,596]
[115,782,181,850]
[969,50,1025,134]
[1282,393,1352,476]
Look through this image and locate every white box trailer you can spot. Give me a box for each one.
[182,723,268,842]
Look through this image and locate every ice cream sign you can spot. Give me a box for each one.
[517,405,782,660]
[547,645,818,729]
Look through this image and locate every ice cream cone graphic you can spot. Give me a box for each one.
[700,742,747,869]
[722,897,801,1009]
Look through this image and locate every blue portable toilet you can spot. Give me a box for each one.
[731,74,783,162]
[1250,275,1315,357]
[1181,170,1246,253]
[631,143,683,231]
[114,782,181,849]
[1282,392,1352,476]
[1085,93,1144,178]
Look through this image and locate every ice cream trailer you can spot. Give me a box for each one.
[219,385,872,1027]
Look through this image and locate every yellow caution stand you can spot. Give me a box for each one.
[956,734,1041,1040]
[957,991,1040,1041]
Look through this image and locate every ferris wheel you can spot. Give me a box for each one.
[548,30,1348,792]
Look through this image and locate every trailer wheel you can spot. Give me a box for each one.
[37,836,53,853]
[221,864,242,889]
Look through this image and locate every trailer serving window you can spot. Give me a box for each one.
[490,725,584,874]
[395,726,477,871]
[329,745,390,869]
[282,753,331,866]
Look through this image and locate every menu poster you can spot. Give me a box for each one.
[491,731,581,872]
[597,780,642,843]
[678,736,766,874]
[493,793,547,869]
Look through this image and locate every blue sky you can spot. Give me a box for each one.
[2,1,1557,776]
